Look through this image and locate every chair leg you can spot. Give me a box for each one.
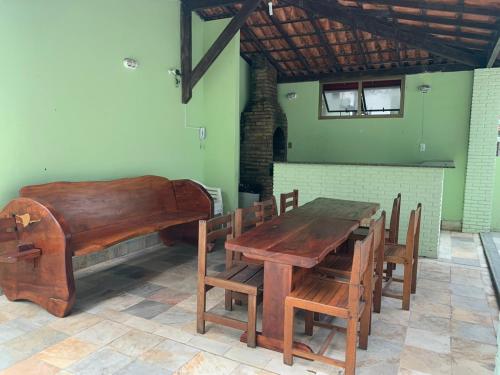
[283,303,294,366]
[373,274,383,314]
[225,290,233,311]
[385,262,393,279]
[345,317,358,375]
[411,257,418,294]
[359,307,370,350]
[402,263,413,310]
[197,284,206,334]
[305,311,314,336]
[247,294,257,348]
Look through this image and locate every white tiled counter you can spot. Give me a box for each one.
[274,161,453,258]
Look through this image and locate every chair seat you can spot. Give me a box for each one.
[206,263,264,296]
[384,244,408,264]
[287,276,365,318]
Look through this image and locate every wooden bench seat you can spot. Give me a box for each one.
[0,175,213,317]
[71,211,207,256]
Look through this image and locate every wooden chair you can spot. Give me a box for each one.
[351,193,401,244]
[254,196,278,223]
[280,190,299,214]
[315,212,386,314]
[197,214,263,347]
[283,231,375,375]
[382,203,421,310]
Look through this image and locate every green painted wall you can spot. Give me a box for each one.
[201,20,241,212]
[240,58,250,113]
[278,71,473,223]
[0,1,241,211]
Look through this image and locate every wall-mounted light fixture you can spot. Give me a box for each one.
[418,84,431,94]
[268,1,273,15]
[286,92,298,101]
[123,58,139,70]
[168,68,182,87]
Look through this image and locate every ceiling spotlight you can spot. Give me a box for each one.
[268,1,273,16]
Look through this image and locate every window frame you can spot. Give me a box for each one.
[318,75,405,120]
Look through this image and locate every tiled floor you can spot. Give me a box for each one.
[0,231,497,374]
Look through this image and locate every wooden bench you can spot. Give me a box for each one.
[0,175,213,317]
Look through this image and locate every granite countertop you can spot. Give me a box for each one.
[275,160,455,168]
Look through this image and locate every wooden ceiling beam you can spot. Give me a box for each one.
[388,13,498,31]
[305,10,341,72]
[184,0,241,11]
[282,0,484,67]
[278,63,472,83]
[182,0,260,103]
[487,36,500,67]
[356,0,500,18]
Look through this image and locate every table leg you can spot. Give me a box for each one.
[240,261,312,353]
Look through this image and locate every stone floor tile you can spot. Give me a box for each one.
[67,348,132,375]
[0,356,60,375]
[451,337,496,369]
[108,329,165,357]
[409,311,451,335]
[399,346,452,375]
[450,295,490,313]
[224,346,277,369]
[405,327,450,354]
[176,351,239,375]
[153,324,194,343]
[410,301,451,319]
[85,292,144,314]
[451,320,497,345]
[230,364,278,374]
[126,282,166,298]
[121,314,163,333]
[450,283,486,299]
[122,300,171,320]
[35,337,97,369]
[264,357,338,375]
[415,278,450,292]
[0,344,30,371]
[147,287,192,305]
[74,320,130,347]
[139,338,199,372]
[369,319,408,344]
[4,326,68,358]
[451,357,494,375]
[187,335,232,355]
[48,312,102,336]
[152,306,196,326]
[117,359,171,375]
[451,307,493,326]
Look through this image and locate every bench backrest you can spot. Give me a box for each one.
[19,176,199,234]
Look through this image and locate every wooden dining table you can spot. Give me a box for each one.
[225,197,380,352]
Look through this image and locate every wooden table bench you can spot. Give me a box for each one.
[0,175,213,317]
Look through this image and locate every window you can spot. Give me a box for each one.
[320,77,404,119]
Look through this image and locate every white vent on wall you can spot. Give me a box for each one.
[192,180,223,216]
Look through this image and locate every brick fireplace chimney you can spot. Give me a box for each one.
[240,55,288,200]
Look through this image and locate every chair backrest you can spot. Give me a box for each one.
[198,214,235,277]
[404,203,422,259]
[349,231,374,307]
[0,217,17,242]
[372,211,386,266]
[254,196,277,223]
[388,193,401,244]
[235,206,263,237]
[280,190,299,214]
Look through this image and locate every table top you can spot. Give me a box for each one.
[225,198,379,268]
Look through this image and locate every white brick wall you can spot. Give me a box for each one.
[462,68,500,233]
[274,163,445,258]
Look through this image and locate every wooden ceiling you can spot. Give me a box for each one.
[191,0,500,82]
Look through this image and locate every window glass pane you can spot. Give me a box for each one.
[362,80,401,115]
[322,89,358,117]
